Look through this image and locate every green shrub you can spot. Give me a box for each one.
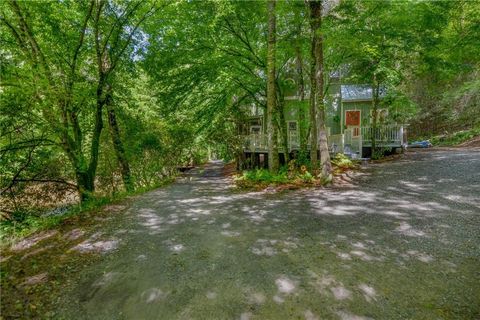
[297,171,314,183]
[430,127,480,146]
[331,153,356,169]
[241,168,289,184]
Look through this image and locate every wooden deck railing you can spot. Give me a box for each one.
[361,125,403,145]
[243,125,404,153]
[244,134,268,151]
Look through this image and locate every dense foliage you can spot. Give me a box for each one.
[1,0,479,224]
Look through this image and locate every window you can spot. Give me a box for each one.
[288,121,297,131]
[250,126,261,134]
[370,109,388,123]
[352,127,360,137]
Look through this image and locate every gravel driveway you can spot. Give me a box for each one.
[32,150,480,319]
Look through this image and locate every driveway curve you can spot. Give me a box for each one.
[10,149,480,319]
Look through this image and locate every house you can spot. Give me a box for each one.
[241,77,406,166]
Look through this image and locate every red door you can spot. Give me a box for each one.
[345,111,361,137]
[345,110,360,126]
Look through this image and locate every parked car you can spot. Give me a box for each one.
[408,140,433,148]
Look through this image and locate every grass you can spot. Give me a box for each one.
[0,177,175,247]
[425,126,480,147]
[235,154,358,190]
[242,168,290,184]
[234,168,289,190]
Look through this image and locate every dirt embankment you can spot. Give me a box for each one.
[458,135,480,148]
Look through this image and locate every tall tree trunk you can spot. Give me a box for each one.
[267,0,279,172]
[93,3,133,193]
[64,148,94,202]
[75,169,94,202]
[71,94,104,201]
[278,98,290,164]
[276,80,289,164]
[371,74,380,158]
[84,85,105,196]
[308,3,318,168]
[105,89,133,192]
[309,0,332,181]
[295,45,308,155]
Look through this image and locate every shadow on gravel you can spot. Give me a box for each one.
[2,152,480,319]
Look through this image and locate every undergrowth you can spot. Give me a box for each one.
[235,154,358,190]
[0,178,175,246]
[429,127,480,146]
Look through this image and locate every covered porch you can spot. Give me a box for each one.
[242,125,405,158]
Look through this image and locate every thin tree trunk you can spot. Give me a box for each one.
[278,98,290,164]
[295,45,307,155]
[75,170,94,201]
[86,85,105,193]
[63,112,99,202]
[309,0,332,180]
[105,90,133,192]
[276,79,289,164]
[267,0,279,172]
[308,3,318,168]
[371,75,380,158]
[67,76,105,202]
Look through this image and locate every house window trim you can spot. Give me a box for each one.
[370,108,388,124]
[287,120,298,132]
[250,125,262,134]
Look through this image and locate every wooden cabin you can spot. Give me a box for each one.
[241,78,406,165]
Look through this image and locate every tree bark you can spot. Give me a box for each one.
[8,0,102,202]
[309,0,332,180]
[276,79,289,164]
[267,0,279,172]
[371,74,380,158]
[93,0,134,193]
[278,99,290,164]
[295,45,308,155]
[308,2,318,168]
[105,90,133,192]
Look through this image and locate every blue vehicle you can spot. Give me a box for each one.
[408,140,433,148]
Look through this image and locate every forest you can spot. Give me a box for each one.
[1,0,479,233]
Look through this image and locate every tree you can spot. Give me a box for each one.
[329,0,414,157]
[267,0,279,172]
[2,1,100,200]
[307,1,318,168]
[293,15,308,156]
[90,0,159,192]
[308,0,332,180]
[0,0,162,201]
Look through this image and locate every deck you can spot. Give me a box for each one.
[243,125,405,158]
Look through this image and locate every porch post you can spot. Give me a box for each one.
[399,125,404,145]
[340,101,344,134]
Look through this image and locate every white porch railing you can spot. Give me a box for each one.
[288,131,300,150]
[244,132,300,152]
[244,134,268,151]
[243,125,404,155]
[361,125,403,145]
[344,128,362,157]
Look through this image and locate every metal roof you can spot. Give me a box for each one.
[341,84,373,101]
[341,84,387,101]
